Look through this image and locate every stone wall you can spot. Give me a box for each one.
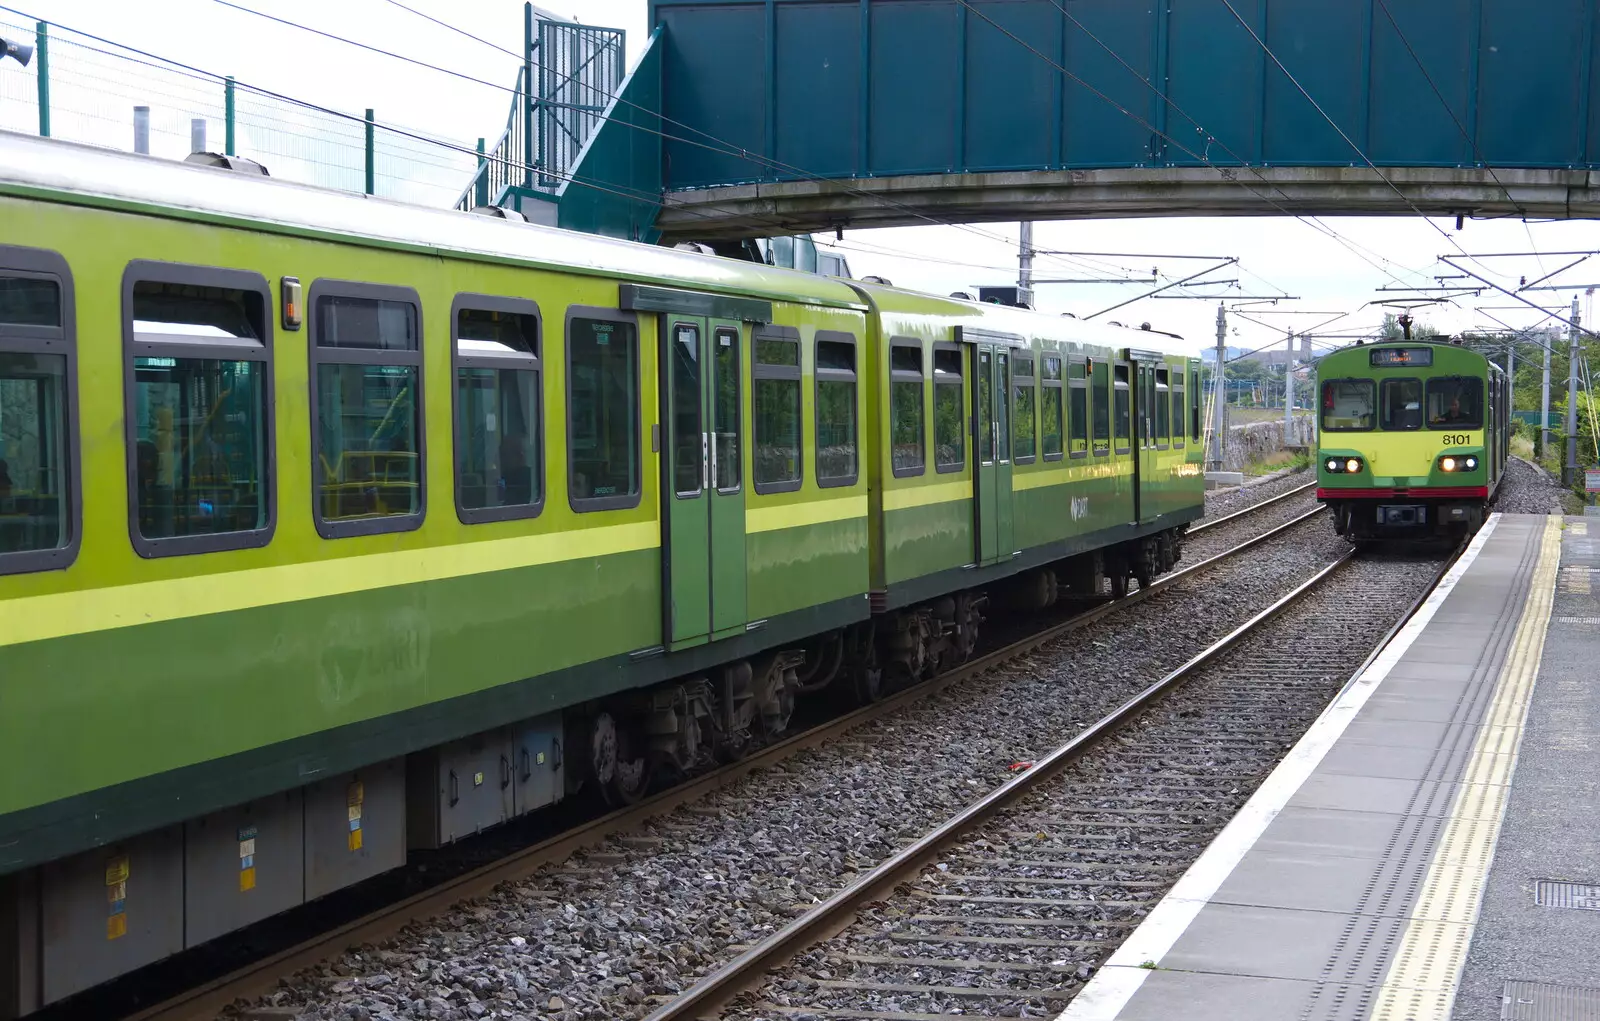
[1219,414,1314,469]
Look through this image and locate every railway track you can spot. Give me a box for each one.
[649,545,1455,1021]
[122,486,1327,1021]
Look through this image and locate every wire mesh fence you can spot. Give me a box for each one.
[0,16,482,207]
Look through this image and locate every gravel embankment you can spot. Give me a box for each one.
[1497,456,1566,514]
[241,518,1350,1021]
[727,553,1447,1021]
[1196,467,1310,525]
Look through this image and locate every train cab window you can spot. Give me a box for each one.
[310,282,423,537]
[768,236,795,269]
[453,296,541,523]
[889,340,925,476]
[567,310,641,510]
[1092,360,1111,455]
[815,333,858,487]
[1068,359,1088,457]
[1379,378,1423,431]
[1173,369,1185,448]
[754,327,802,492]
[0,248,76,574]
[1427,377,1483,429]
[933,345,965,472]
[1113,364,1131,453]
[1321,379,1375,431]
[1041,355,1063,459]
[126,265,273,556]
[1013,354,1036,463]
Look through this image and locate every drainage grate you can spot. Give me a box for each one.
[1533,879,1600,910]
[1554,617,1600,626]
[1501,980,1600,1020]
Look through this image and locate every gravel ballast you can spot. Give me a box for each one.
[1196,467,1309,525]
[1497,456,1567,514]
[241,518,1351,1021]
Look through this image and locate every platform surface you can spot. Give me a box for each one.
[1061,513,1600,1021]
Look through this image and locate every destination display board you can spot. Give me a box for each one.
[1370,347,1434,367]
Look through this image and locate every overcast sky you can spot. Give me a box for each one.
[12,0,1600,361]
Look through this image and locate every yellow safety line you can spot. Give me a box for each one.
[1369,514,1563,1020]
[743,494,868,534]
[0,519,660,649]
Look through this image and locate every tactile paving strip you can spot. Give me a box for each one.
[1500,980,1600,1020]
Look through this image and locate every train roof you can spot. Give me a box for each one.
[851,281,1202,358]
[0,131,868,311]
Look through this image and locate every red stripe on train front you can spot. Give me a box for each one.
[1316,486,1489,500]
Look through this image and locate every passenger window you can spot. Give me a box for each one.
[0,248,76,573]
[310,284,422,537]
[1322,379,1375,431]
[1013,354,1036,463]
[1068,359,1088,457]
[1427,376,1483,429]
[453,296,541,523]
[567,312,640,510]
[753,328,802,492]
[815,332,857,487]
[127,267,272,556]
[1092,360,1111,454]
[1113,364,1131,452]
[934,346,965,472]
[1155,368,1171,445]
[1380,378,1423,431]
[713,327,740,491]
[1041,355,1063,459]
[890,341,925,477]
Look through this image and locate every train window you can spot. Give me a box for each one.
[1190,362,1202,441]
[1113,364,1131,453]
[0,246,78,575]
[567,309,641,510]
[1426,377,1483,429]
[889,340,925,477]
[1092,360,1111,454]
[815,332,858,487]
[753,327,802,492]
[1068,359,1088,458]
[1173,369,1185,449]
[125,264,274,557]
[934,345,964,472]
[452,295,542,523]
[1154,368,1171,448]
[713,327,741,492]
[309,282,423,537]
[769,236,795,269]
[1321,379,1375,432]
[1013,354,1036,463]
[1379,378,1423,431]
[1041,355,1063,459]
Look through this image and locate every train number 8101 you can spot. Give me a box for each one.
[1441,434,1472,446]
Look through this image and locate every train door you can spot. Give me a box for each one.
[974,343,1014,564]
[1134,358,1161,524]
[661,315,747,649]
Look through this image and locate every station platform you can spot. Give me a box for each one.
[1062,512,1600,1021]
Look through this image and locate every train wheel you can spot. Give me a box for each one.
[592,712,651,806]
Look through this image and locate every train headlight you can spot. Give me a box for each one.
[1464,455,1478,471]
[1324,457,1363,474]
[1441,457,1458,472]
[1437,454,1480,473]
[1345,458,1362,474]
[1325,458,1340,472]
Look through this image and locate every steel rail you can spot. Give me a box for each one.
[1187,477,1317,534]
[129,505,1327,1021]
[641,546,1359,1021]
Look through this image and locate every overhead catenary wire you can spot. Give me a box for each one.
[209,0,1117,280]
